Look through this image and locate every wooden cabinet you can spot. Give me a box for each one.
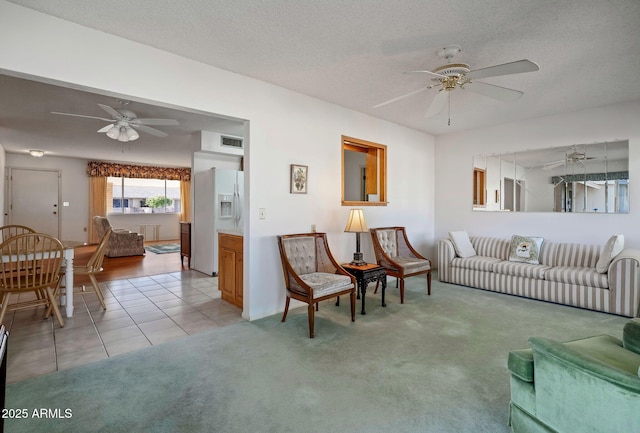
[180,222,191,268]
[218,233,243,308]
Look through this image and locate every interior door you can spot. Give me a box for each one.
[9,168,60,237]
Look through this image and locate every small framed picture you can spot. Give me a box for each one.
[290,164,308,194]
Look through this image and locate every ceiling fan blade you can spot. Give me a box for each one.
[98,103,123,119]
[51,111,113,122]
[97,124,114,133]
[131,118,180,126]
[542,160,566,170]
[372,86,429,109]
[131,124,168,138]
[466,81,523,102]
[405,70,446,80]
[465,59,539,80]
[425,90,448,118]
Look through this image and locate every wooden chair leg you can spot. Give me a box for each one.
[308,304,315,338]
[427,271,432,296]
[350,290,356,321]
[89,274,107,310]
[374,280,379,294]
[399,279,405,304]
[45,277,65,319]
[0,293,11,326]
[281,296,291,322]
[45,287,64,327]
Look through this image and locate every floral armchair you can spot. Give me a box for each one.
[93,216,145,257]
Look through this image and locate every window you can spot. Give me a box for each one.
[341,135,387,206]
[107,177,181,214]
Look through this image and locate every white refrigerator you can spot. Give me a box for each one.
[192,168,243,276]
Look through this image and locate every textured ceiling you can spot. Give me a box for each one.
[2,0,640,164]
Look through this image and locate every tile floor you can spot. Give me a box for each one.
[5,270,243,384]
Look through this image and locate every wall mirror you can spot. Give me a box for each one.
[342,135,387,206]
[473,140,629,213]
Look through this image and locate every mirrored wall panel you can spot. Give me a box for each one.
[473,140,629,213]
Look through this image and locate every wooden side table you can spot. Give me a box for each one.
[341,263,387,315]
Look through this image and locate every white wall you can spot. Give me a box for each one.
[0,3,435,320]
[435,100,640,249]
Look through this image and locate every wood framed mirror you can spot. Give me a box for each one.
[342,135,387,206]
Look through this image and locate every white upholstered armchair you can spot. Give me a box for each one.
[370,227,432,303]
[277,232,356,338]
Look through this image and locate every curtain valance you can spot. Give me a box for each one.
[86,161,191,181]
[551,171,628,184]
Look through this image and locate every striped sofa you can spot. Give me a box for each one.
[438,237,640,317]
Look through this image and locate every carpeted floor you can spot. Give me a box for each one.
[5,274,630,432]
[144,243,181,254]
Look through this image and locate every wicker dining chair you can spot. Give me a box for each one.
[48,229,112,318]
[0,225,36,242]
[0,233,65,327]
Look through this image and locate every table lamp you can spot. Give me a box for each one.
[344,209,368,265]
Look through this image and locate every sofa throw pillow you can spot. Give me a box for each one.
[508,235,544,264]
[595,234,624,273]
[449,231,476,258]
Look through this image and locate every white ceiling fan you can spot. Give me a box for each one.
[542,149,597,171]
[373,45,539,120]
[52,100,179,142]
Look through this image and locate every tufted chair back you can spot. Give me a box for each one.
[375,229,398,258]
[281,236,317,275]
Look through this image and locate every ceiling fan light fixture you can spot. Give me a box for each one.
[117,128,129,142]
[125,126,139,141]
[28,149,45,157]
[106,125,121,140]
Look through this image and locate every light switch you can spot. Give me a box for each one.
[259,208,266,220]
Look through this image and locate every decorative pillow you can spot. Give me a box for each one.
[595,234,624,273]
[449,231,476,258]
[508,235,544,264]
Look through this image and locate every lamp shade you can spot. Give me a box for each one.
[344,209,368,233]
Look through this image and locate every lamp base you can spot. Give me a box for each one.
[350,252,366,266]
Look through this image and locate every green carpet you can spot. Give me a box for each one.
[5,274,629,432]
[144,243,180,254]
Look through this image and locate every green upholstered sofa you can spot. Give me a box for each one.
[508,320,640,433]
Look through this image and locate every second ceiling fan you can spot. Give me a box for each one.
[52,100,179,142]
[374,45,539,120]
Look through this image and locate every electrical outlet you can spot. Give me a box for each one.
[311,224,316,232]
